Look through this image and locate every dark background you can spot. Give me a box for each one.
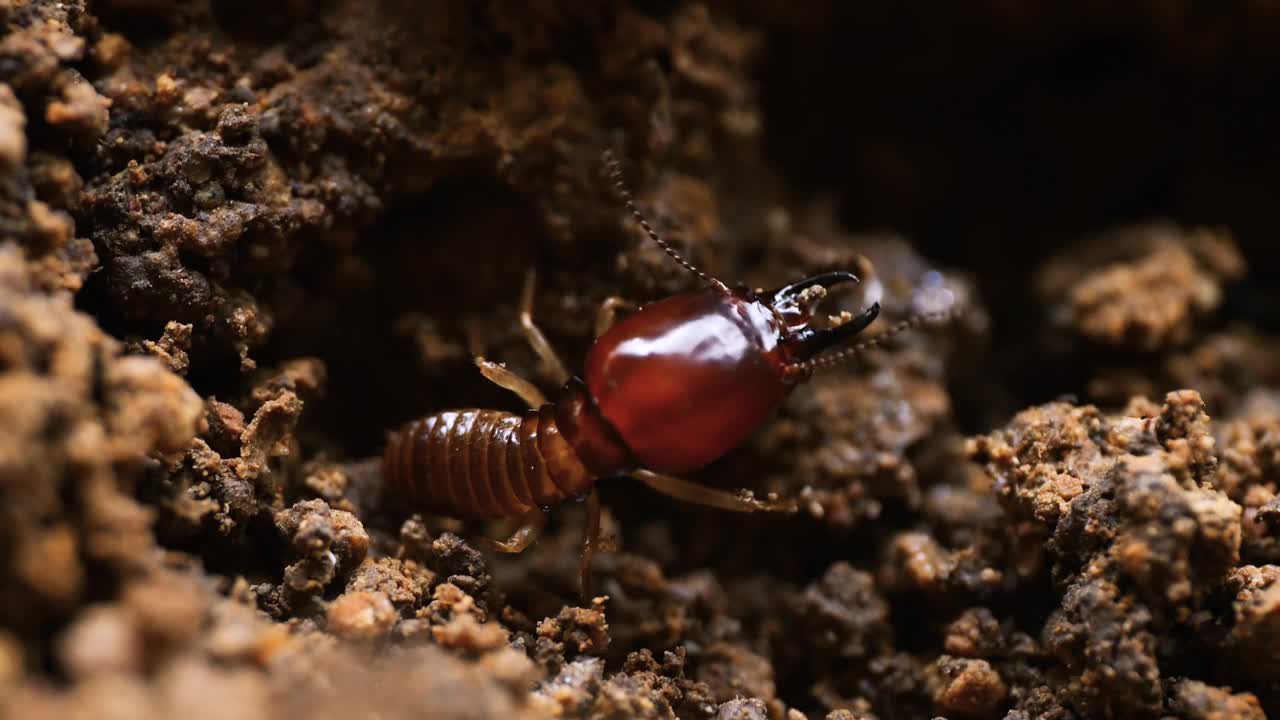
[736,1,1278,331]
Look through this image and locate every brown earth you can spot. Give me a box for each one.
[1,2,1278,719]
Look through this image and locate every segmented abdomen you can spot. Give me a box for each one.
[382,407,596,520]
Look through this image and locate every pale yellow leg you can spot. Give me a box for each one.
[483,508,548,553]
[633,469,797,513]
[520,269,571,385]
[595,296,637,338]
[475,357,546,409]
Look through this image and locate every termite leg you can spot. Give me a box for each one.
[595,296,636,338]
[483,508,548,553]
[579,489,602,597]
[520,269,571,386]
[475,357,547,409]
[632,469,797,513]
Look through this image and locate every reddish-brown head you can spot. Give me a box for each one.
[585,274,879,474]
[592,150,884,474]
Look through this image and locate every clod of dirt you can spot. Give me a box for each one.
[1166,678,1267,720]
[536,599,612,661]
[131,321,194,376]
[968,389,1261,717]
[326,590,396,641]
[696,641,777,707]
[942,608,1006,659]
[785,562,892,663]
[266,499,369,615]
[57,604,144,679]
[345,556,436,610]
[0,83,27,169]
[0,242,203,648]
[714,698,768,720]
[1222,565,1280,686]
[926,656,1008,719]
[1037,222,1244,352]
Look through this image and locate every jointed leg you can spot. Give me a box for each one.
[520,270,571,386]
[595,296,636,338]
[483,508,548,553]
[475,357,546,409]
[578,490,602,598]
[633,469,797,513]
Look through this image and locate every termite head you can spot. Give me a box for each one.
[763,271,880,370]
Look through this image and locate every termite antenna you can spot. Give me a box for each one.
[784,304,962,377]
[601,149,731,295]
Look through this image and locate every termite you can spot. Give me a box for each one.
[383,150,950,593]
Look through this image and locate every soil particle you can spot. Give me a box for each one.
[696,641,777,707]
[0,2,101,293]
[1166,679,1266,720]
[325,590,396,641]
[970,389,1256,717]
[121,569,210,653]
[1222,565,1280,686]
[941,608,1006,659]
[344,556,435,610]
[430,532,493,597]
[714,698,768,720]
[537,598,612,662]
[534,656,607,716]
[45,74,111,138]
[132,321,193,375]
[926,656,1008,719]
[786,562,891,663]
[271,644,550,720]
[1037,222,1245,352]
[532,646,719,720]
[0,83,26,169]
[268,499,368,614]
[57,604,145,679]
[820,709,879,720]
[432,610,510,652]
[0,242,202,645]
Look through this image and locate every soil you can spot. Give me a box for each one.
[2,2,1279,719]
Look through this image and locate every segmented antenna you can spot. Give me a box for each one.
[601,150,731,295]
[785,305,961,377]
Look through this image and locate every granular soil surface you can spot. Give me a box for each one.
[2,3,1279,719]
